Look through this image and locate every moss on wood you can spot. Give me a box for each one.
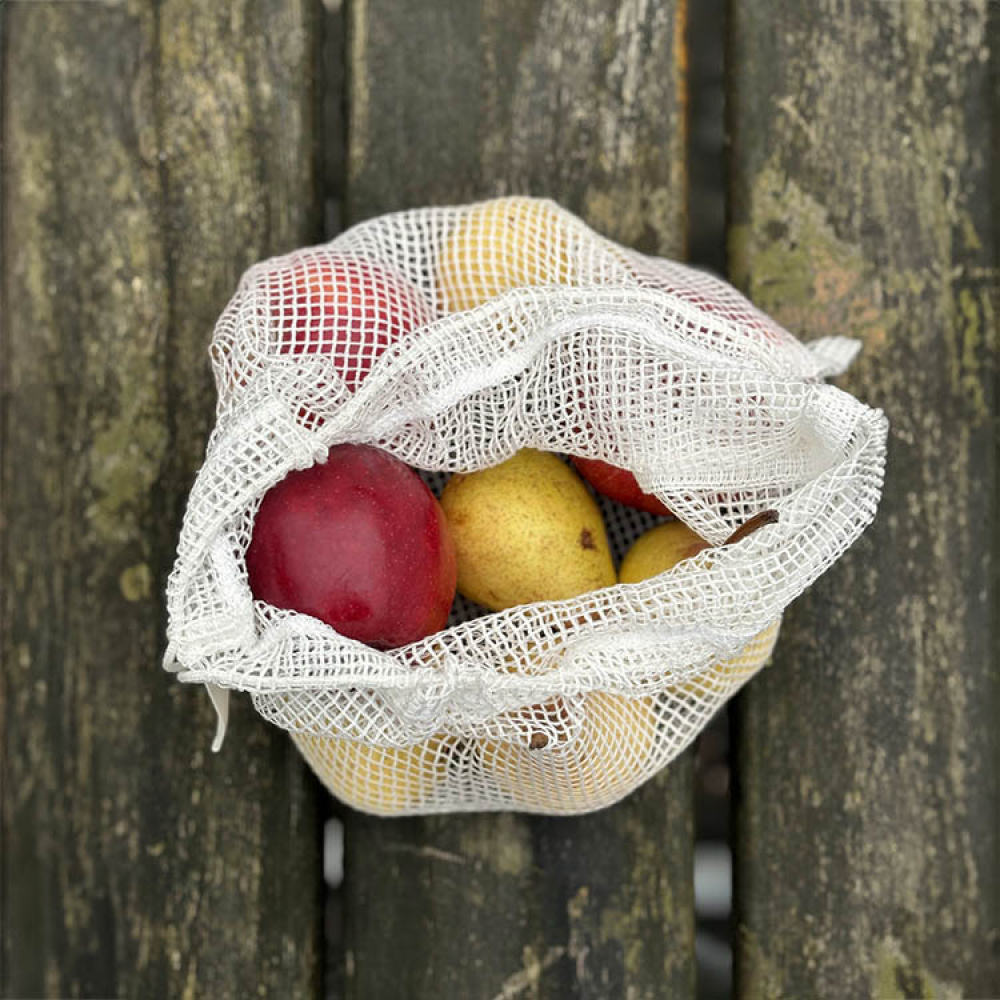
[341,2,695,997]
[728,3,999,997]
[1,2,325,997]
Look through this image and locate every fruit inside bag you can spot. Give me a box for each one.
[164,197,887,816]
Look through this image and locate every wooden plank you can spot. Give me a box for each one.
[341,2,694,998]
[347,0,686,252]
[1,3,325,997]
[728,3,999,997]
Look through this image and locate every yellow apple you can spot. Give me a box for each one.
[293,732,451,815]
[436,197,573,313]
[679,619,781,696]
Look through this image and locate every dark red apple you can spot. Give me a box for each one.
[270,255,435,390]
[246,444,457,649]
[571,456,673,517]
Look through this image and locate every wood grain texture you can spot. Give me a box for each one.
[342,2,694,998]
[1,3,325,997]
[348,0,688,257]
[728,3,999,997]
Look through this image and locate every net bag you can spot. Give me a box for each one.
[163,197,888,816]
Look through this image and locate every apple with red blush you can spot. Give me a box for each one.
[270,254,436,391]
[571,456,672,517]
[246,444,456,649]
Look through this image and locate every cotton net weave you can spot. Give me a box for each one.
[164,197,887,815]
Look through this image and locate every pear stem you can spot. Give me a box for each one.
[721,509,779,547]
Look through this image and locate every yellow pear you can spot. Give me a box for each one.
[293,732,451,815]
[619,520,780,692]
[440,449,616,612]
[618,520,710,583]
[435,197,573,312]
[479,691,659,812]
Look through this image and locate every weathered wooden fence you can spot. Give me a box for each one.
[2,2,996,999]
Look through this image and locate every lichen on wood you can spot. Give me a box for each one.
[1,2,325,997]
[728,3,999,997]
[340,2,695,997]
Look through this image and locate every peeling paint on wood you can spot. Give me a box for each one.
[728,3,999,998]
[341,2,694,997]
[1,2,324,997]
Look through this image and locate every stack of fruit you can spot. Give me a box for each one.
[243,198,781,815]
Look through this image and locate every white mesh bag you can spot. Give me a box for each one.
[164,197,887,816]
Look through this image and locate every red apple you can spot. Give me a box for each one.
[571,456,672,517]
[270,255,436,390]
[246,444,457,649]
